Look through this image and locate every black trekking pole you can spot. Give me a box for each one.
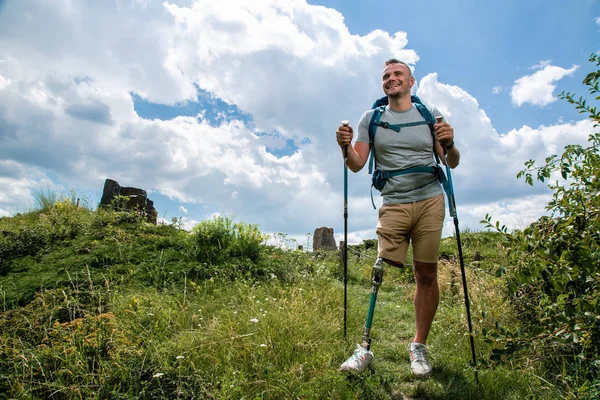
[437,116,478,383]
[341,120,350,338]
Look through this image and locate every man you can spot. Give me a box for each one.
[336,59,460,378]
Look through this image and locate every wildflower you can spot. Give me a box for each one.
[176,355,185,360]
[250,318,259,323]
[259,344,267,347]
[153,372,164,378]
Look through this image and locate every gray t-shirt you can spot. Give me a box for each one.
[356,105,444,204]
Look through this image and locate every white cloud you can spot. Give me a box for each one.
[0,0,594,244]
[459,194,552,233]
[530,60,553,70]
[157,216,200,232]
[0,0,421,238]
[180,218,200,231]
[511,63,579,107]
[0,73,10,89]
[416,73,592,236]
[161,0,418,142]
[0,161,62,214]
[492,86,502,94]
[178,205,188,214]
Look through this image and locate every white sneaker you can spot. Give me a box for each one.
[409,342,432,378]
[340,344,374,373]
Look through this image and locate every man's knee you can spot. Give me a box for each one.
[414,262,438,287]
[416,275,436,287]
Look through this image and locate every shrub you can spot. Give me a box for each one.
[482,53,600,398]
[187,215,266,276]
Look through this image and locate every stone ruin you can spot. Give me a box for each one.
[99,178,158,224]
[312,226,337,251]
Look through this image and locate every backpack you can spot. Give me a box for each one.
[366,95,454,213]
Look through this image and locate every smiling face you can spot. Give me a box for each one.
[382,62,414,98]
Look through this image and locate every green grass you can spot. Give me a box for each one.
[0,204,569,399]
[1,264,545,399]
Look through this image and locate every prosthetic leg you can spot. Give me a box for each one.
[339,257,384,373]
[361,258,384,350]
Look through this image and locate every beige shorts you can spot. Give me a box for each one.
[376,194,445,265]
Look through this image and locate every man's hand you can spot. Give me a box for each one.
[434,121,454,147]
[336,123,353,147]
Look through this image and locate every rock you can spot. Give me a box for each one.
[99,178,158,224]
[313,227,337,251]
[99,179,121,206]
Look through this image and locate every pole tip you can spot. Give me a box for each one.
[435,116,444,123]
[341,120,350,126]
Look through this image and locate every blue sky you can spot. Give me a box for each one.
[0,0,598,247]
[322,0,598,132]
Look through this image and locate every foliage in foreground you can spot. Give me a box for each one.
[483,53,600,398]
[0,224,546,400]
[1,196,560,399]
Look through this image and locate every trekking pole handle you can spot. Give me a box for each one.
[435,116,449,150]
[435,116,445,135]
[341,120,350,157]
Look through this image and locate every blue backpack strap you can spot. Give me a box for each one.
[382,166,437,179]
[412,98,453,213]
[371,166,456,215]
[367,105,382,207]
[433,166,456,216]
[374,120,429,132]
[412,97,441,165]
[368,106,385,175]
[369,166,439,209]
[370,186,376,209]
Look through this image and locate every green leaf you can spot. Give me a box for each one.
[583,71,598,85]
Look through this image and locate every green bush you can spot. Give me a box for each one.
[483,53,600,398]
[187,215,266,267]
[0,221,49,269]
[0,194,93,269]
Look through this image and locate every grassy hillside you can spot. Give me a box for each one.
[0,199,574,399]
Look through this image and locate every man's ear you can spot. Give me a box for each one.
[409,76,415,88]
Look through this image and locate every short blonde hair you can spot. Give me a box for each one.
[383,59,412,77]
